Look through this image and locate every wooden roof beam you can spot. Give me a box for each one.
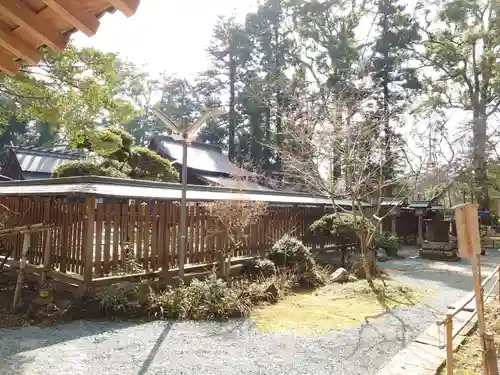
[0,24,41,64]
[0,0,68,51]
[107,0,140,17]
[40,0,100,37]
[0,50,20,77]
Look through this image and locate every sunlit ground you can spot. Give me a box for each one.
[252,280,432,335]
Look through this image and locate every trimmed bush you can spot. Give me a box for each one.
[242,258,276,279]
[53,160,110,178]
[374,232,400,257]
[268,235,315,272]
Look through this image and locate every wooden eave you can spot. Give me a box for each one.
[0,0,140,76]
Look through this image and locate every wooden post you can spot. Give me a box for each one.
[391,215,396,235]
[485,332,499,375]
[41,229,52,284]
[445,312,454,375]
[455,204,488,374]
[12,232,30,312]
[83,197,96,286]
[497,265,500,302]
[417,213,423,246]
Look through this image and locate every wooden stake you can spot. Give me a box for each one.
[454,204,488,374]
[12,232,30,312]
[485,332,499,375]
[41,229,52,284]
[83,197,96,285]
[497,265,500,302]
[445,313,454,375]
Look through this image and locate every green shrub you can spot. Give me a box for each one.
[95,282,143,314]
[53,161,110,178]
[374,232,400,257]
[152,275,252,320]
[267,235,315,272]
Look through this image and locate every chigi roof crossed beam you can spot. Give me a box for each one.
[0,0,140,76]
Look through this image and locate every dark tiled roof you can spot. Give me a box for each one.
[152,136,255,177]
[12,146,81,175]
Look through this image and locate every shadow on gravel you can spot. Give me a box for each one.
[137,321,173,375]
[0,320,139,358]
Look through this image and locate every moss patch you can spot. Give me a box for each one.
[252,280,430,335]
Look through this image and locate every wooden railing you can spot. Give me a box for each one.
[438,264,500,375]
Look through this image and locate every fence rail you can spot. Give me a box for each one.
[438,264,500,374]
[0,196,339,285]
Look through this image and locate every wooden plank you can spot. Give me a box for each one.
[137,202,144,264]
[54,202,61,270]
[171,202,178,268]
[158,201,166,270]
[41,0,100,37]
[76,203,83,275]
[120,203,129,266]
[128,203,136,262]
[107,0,140,17]
[112,203,120,270]
[0,50,20,76]
[95,203,104,277]
[0,23,41,64]
[150,203,159,271]
[0,0,68,51]
[193,204,202,263]
[103,204,112,275]
[143,202,150,271]
[188,204,195,264]
[69,203,76,273]
[83,198,96,284]
[199,207,206,263]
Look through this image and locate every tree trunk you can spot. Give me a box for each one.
[381,7,392,197]
[473,107,488,210]
[228,56,237,161]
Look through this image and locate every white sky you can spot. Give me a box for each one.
[73,0,259,78]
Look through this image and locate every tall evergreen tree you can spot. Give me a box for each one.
[368,0,421,195]
[207,16,251,160]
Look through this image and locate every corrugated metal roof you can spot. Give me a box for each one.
[380,197,405,206]
[0,176,372,207]
[14,148,79,175]
[198,175,273,191]
[408,200,431,207]
[155,136,254,177]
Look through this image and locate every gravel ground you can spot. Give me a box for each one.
[1,248,499,375]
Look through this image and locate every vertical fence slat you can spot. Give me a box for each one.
[128,203,136,262]
[143,202,150,271]
[112,203,120,270]
[151,203,159,271]
[76,203,84,275]
[158,201,166,271]
[187,205,194,264]
[120,203,129,266]
[171,202,178,268]
[95,203,104,277]
[136,202,144,264]
[103,204,112,275]
[69,203,77,273]
[83,197,96,284]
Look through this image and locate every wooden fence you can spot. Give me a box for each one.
[0,196,332,285]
